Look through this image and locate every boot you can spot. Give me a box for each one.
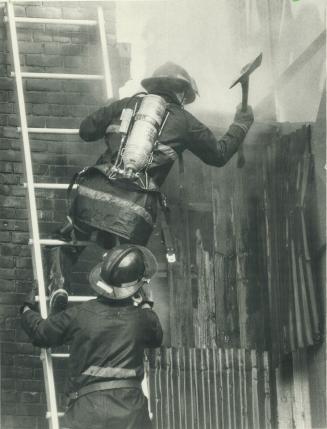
[47,246,70,314]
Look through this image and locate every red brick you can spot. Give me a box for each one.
[0,91,8,102]
[16,257,32,269]
[18,41,43,54]
[2,351,14,365]
[0,306,18,318]
[1,196,26,208]
[0,293,25,304]
[0,184,10,195]
[26,6,62,19]
[0,330,15,341]
[13,6,27,17]
[5,317,19,329]
[31,103,50,116]
[0,279,14,292]
[14,354,42,369]
[2,126,19,138]
[0,231,11,242]
[26,54,62,68]
[0,219,28,231]
[26,79,61,92]
[1,244,22,256]
[0,102,13,114]
[53,35,71,44]
[3,390,18,403]
[2,415,38,428]
[0,77,14,89]
[0,256,14,268]
[0,161,13,173]
[14,269,33,281]
[62,7,90,20]
[16,403,46,416]
[3,366,34,380]
[17,30,33,42]
[11,232,29,244]
[16,380,44,392]
[0,114,8,126]
[0,173,20,185]
[2,403,17,415]
[49,104,71,117]
[25,91,48,104]
[0,149,19,162]
[20,391,41,403]
[46,116,80,128]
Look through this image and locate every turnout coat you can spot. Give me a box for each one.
[75,91,249,244]
[21,298,163,428]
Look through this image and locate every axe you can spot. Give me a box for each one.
[230,53,262,168]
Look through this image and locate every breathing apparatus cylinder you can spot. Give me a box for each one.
[121,95,167,177]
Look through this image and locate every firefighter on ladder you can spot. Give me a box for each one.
[48,61,254,312]
[21,245,163,429]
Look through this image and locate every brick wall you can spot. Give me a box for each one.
[0,3,130,428]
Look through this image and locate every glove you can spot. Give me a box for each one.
[20,286,37,314]
[132,284,154,308]
[233,104,254,131]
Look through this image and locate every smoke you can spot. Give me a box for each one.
[117,0,325,122]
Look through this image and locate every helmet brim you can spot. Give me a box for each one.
[141,76,196,104]
[89,245,158,300]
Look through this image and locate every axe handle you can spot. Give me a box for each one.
[237,78,249,168]
[241,79,249,111]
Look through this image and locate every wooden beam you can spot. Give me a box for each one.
[257,30,326,112]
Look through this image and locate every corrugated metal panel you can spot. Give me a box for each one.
[262,125,322,363]
[146,347,271,429]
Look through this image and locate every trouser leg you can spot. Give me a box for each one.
[45,219,90,312]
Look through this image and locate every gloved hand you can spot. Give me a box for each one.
[233,104,254,131]
[20,286,38,314]
[132,283,154,308]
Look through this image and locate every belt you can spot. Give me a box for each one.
[68,379,142,401]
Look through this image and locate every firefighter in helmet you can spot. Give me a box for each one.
[21,245,162,429]
[47,61,254,312]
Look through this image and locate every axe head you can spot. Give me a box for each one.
[230,53,263,88]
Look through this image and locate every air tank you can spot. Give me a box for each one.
[122,95,167,177]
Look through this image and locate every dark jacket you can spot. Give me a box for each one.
[74,92,250,243]
[21,298,163,394]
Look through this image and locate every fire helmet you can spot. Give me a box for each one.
[89,245,157,300]
[141,62,199,104]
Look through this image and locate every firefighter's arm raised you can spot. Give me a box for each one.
[140,306,163,348]
[185,105,253,167]
[79,97,129,142]
[21,306,77,348]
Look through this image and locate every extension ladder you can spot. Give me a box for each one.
[5,2,113,428]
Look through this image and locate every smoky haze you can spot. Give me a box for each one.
[117,0,325,122]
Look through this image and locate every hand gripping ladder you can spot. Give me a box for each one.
[5,2,113,427]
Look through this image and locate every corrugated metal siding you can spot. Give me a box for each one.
[262,125,321,363]
[145,347,271,429]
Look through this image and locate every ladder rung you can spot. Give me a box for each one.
[18,127,79,134]
[46,412,65,419]
[36,296,96,303]
[11,72,104,80]
[24,183,77,189]
[51,353,70,358]
[29,239,90,246]
[14,17,97,26]
[68,296,96,302]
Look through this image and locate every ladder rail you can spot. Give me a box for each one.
[7,4,114,428]
[14,17,97,26]
[97,6,113,99]
[6,3,60,429]
[19,127,79,134]
[11,71,104,80]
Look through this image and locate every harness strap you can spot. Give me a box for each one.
[68,379,141,401]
